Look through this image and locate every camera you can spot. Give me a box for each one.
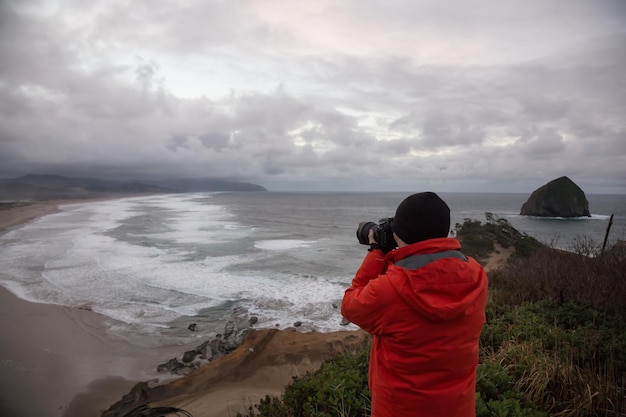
[356,217,397,253]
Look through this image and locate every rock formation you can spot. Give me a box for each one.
[520,176,590,218]
[156,307,258,376]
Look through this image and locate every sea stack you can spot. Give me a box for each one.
[520,176,591,218]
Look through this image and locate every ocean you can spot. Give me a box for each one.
[0,192,624,347]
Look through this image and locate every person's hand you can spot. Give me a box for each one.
[368,229,377,244]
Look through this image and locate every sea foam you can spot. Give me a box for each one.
[0,193,357,344]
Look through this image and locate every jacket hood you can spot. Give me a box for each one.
[385,238,487,322]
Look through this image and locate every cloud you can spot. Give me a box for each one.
[0,0,624,192]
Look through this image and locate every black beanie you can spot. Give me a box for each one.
[391,192,451,244]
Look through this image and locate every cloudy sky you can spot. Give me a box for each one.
[1,0,625,193]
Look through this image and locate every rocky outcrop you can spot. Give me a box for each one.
[156,307,258,376]
[520,176,590,218]
[154,307,330,377]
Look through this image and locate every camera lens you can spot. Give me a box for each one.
[356,221,377,245]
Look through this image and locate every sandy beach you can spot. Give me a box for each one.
[0,284,151,417]
[0,279,367,417]
[0,201,197,416]
[0,200,62,232]
[0,201,370,417]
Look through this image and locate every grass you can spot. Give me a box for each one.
[238,216,626,417]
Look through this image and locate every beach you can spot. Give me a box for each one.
[0,284,149,417]
[0,278,368,417]
[0,201,194,416]
[0,201,370,417]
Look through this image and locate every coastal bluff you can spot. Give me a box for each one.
[520,176,590,218]
[102,329,369,417]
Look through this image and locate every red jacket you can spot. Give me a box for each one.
[341,238,488,417]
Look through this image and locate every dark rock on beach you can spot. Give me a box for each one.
[182,350,198,363]
[156,358,186,375]
[520,176,591,218]
[156,307,254,376]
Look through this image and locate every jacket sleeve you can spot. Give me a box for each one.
[341,249,388,335]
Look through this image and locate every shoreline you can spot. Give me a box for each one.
[0,200,63,234]
[0,199,368,417]
[0,197,135,235]
[0,197,195,417]
[0,271,366,417]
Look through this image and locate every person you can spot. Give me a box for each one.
[341,192,488,417]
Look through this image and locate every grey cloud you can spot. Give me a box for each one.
[198,132,231,151]
[412,111,487,148]
[231,90,314,132]
[166,134,190,152]
[0,0,624,192]
[0,3,104,91]
[375,139,412,156]
[514,128,566,158]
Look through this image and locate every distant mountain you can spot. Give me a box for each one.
[0,174,266,201]
[154,178,267,192]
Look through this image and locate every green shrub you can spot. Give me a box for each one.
[476,361,546,417]
[455,215,544,261]
[238,344,371,417]
[480,300,626,416]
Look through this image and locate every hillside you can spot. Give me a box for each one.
[0,174,267,201]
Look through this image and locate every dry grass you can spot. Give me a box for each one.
[483,337,625,417]
[481,235,626,417]
[488,243,626,316]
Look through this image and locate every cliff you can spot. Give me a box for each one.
[520,176,590,217]
[101,329,369,417]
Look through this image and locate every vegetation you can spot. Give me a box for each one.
[480,300,625,416]
[239,216,626,417]
[239,342,371,417]
[453,212,546,261]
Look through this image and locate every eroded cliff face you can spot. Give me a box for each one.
[101,329,369,417]
[520,176,591,218]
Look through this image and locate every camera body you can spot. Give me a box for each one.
[356,217,397,253]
